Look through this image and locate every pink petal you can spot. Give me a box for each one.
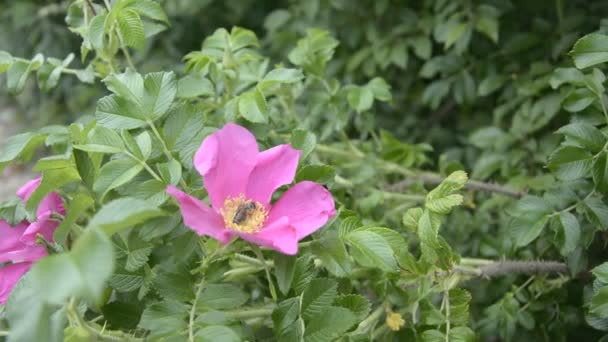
[193,123,259,211]
[0,221,28,255]
[246,144,301,206]
[37,191,65,218]
[267,181,336,240]
[166,186,234,244]
[0,262,32,304]
[0,245,46,264]
[20,213,60,245]
[15,177,42,202]
[238,216,299,255]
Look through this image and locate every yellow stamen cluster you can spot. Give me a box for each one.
[386,311,405,331]
[220,194,268,234]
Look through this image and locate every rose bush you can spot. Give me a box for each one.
[0,1,608,341]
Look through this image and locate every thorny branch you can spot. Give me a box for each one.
[388,173,527,199]
[476,260,569,278]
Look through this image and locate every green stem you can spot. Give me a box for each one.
[0,331,9,336]
[224,306,276,319]
[234,253,270,267]
[298,240,313,248]
[459,257,494,266]
[223,265,264,279]
[381,192,426,202]
[251,245,278,301]
[67,297,139,341]
[354,304,385,334]
[443,288,451,342]
[147,120,190,191]
[189,278,205,342]
[126,151,162,182]
[103,0,136,70]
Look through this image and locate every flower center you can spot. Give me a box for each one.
[220,194,268,233]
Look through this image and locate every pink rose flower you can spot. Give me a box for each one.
[167,123,336,255]
[0,177,65,304]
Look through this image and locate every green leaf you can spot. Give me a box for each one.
[421,329,445,342]
[448,288,472,325]
[426,170,468,201]
[403,207,423,231]
[126,0,169,24]
[334,294,371,321]
[553,212,581,256]
[550,68,586,89]
[445,23,467,49]
[478,74,507,96]
[89,197,165,235]
[295,164,335,184]
[104,69,144,104]
[117,9,145,50]
[592,262,608,283]
[88,14,107,50]
[291,129,317,161]
[195,326,240,342]
[570,33,608,69]
[410,35,432,60]
[7,54,44,94]
[273,298,304,341]
[301,278,338,321]
[418,210,443,263]
[585,68,606,96]
[509,196,553,247]
[590,286,608,317]
[109,266,144,292]
[274,254,297,295]
[426,194,464,214]
[0,50,13,73]
[583,196,608,230]
[54,194,95,245]
[347,86,374,113]
[304,306,357,342]
[157,159,182,185]
[563,88,595,112]
[547,146,593,180]
[137,131,153,160]
[238,87,268,123]
[74,126,126,153]
[30,228,114,304]
[27,166,80,212]
[139,300,189,338]
[142,71,177,121]
[311,235,352,277]
[556,122,605,153]
[96,95,147,129]
[177,73,214,98]
[123,234,153,272]
[5,277,65,342]
[449,326,475,342]
[368,77,392,101]
[0,197,27,226]
[475,14,498,43]
[346,229,397,271]
[0,132,47,172]
[93,158,144,197]
[198,283,249,310]
[261,68,304,88]
[593,152,608,193]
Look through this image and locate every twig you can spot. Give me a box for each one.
[84,0,97,16]
[388,173,526,199]
[429,99,456,124]
[477,260,569,278]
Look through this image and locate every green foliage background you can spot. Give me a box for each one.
[1,0,608,341]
